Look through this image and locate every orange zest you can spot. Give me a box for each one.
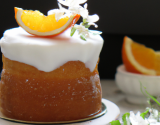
[122,36,160,75]
[14,7,80,37]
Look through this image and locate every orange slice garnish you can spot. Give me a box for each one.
[14,7,80,37]
[122,36,160,75]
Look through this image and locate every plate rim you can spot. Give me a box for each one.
[0,102,107,124]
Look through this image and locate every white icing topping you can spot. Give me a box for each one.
[0,27,103,72]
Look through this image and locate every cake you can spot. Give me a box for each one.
[0,27,103,122]
[0,0,104,122]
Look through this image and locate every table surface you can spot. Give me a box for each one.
[101,80,148,117]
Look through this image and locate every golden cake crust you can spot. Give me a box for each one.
[0,55,102,122]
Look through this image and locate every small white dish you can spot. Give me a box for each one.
[0,99,120,125]
[115,64,160,104]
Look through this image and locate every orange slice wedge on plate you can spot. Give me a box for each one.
[14,7,80,37]
[122,36,160,75]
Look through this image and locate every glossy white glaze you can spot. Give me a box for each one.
[0,27,103,72]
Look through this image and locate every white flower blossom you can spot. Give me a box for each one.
[127,110,160,125]
[47,3,73,22]
[150,109,159,119]
[57,3,69,13]
[148,109,160,124]
[87,14,99,28]
[74,24,89,37]
[47,9,65,22]
[69,5,84,15]
[79,3,88,19]
[58,0,87,7]
[79,3,99,28]
[58,0,99,28]
[129,111,149,125]
[87,14,99,23]
[56,0,101,40]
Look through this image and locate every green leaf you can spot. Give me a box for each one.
[140,109,149,119]
[80,35,86,41]
[83,19,87,23]
[122,112,130,125]
[84,24,90,28]
[147,99,152,106]
[70,27,77,37]
[82,19,90,28]
[110,120,121,125]
[82,22,90,28]
[145,90,160,106]
[140,82,148,98]
[140,82,160,106]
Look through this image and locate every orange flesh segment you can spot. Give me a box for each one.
[14,7,80,36]
[21,10,69,32]
[122,36,160,75]
[131,41,155,69]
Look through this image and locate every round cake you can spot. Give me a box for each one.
[0,27,103,122]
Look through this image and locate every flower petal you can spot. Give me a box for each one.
[58,3,68,12]
[88,22,98,28]
[78,0,87,4]
[84,3,88,9]
[87,14,99,23]
[89,30,102,35]
[74,24,89,36]
[69,6,81,14]
[129,111,149,125]
[58,0,70,6]
[79,6,88,19]
[47,9,64,22]
[71,0,87,6]
[58,0,87,7]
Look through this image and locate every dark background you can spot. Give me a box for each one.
[1,0,160,79]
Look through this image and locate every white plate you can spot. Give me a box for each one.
[0,99,120,125]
